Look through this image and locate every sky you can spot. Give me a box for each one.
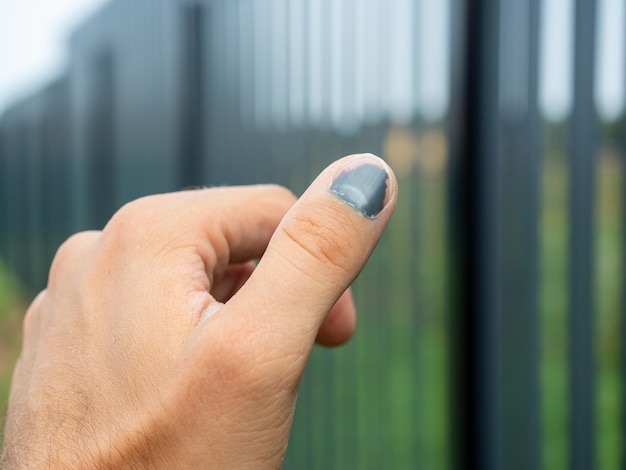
[594,0,625,120]
[0,0,108,113]
[0,0,624,121]
[540,0,625,120]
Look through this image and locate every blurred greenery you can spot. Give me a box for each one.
[540,130,622,470]
[293,134,624,468]
[594,150,622,470]
[0,258,25,443]
[0,139,622,467]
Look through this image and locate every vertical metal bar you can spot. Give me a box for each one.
[237,0,254,184]
[43,79,72,269]
[268,0,290,186]
[252,0,271,184]
[497,0,542,469]
[231,0,244,184]
[179,3,206,188]
[568,0,598,469]
[41,94,54,273]
[353,2,374,466]
[221,0,239,184]
[87,48,116,229]
[25,111,35,281]
[335,1,356,467]
[526,0,543,467]
[295,0,315,465]
[282,2,302,467]
[210,1,226,184]
[409,1,422,466]
[30,105,46,291]
[317,4,336,466]
[213,0,228,183]
[446,0,501,468]
[378,1,391,464]
[374,123,391,469]
[233,0,246,184]
[201,1,214,185]
[17,123,29,285]
[24,114,35,288]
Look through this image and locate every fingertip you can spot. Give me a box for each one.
[323,153,398,222]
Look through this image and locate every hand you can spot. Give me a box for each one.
[2,154,396,469]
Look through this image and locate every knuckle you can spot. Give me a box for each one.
[105,196,156,232]
[207,351,261,398]
[49,231,99,285]
[263,184,297,204]
[283,207,361,274]
[206,328,300,394]
[101,195,169,249]
[22,290,46,341]
[249,185,297,224]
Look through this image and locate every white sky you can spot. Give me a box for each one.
[596,0,625,120]
[0,0,109,113]
[0,0,623,121]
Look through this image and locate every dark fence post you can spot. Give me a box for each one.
[206,0,226,184]
[41,80,72,272]
[179,3,206,188]
[409,2,422,465]
[568,1,598,469]
[86,48,116,230]
[447,0,501,468]
[498,0,542,468]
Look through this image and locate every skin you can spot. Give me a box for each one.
[1,154,397,469]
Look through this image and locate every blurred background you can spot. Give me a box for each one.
[0,0,624,468]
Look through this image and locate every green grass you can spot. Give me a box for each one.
[0,258,25,442]
[541,155,570,470]
[594,152,622,470]
[540,150,623,470]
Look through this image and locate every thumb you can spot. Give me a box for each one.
[225,153,397,361]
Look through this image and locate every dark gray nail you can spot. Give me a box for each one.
[330,163,389,219]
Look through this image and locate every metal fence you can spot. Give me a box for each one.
[0,0,623,469]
